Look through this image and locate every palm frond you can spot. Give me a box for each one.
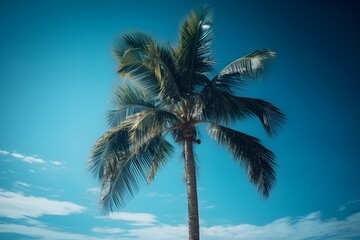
[117,53,161,98]
[235,97,285,136]
[216,49,276,81]
[113,32,154,60]
[99,136,174,212]
[196,88,285,135]
[147,138,174,182]
[195,89,241,124]
[128,109,179,146]
[88,124,130,181]
[175,5,214,92]
[207,123,276,197]
[107,83,156,127]
[143,42,182,101]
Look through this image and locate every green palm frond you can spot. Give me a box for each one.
[195,89,241,124]
[196,89,285,135]
[113,32,155,60]
[99,136,174,212]
[107,83,155,127]
[143,42,182,101]
[235,97,285,136]
[175,5,214,92]
[208,123,276,197]
[88,124,130,180]
[147,138,174,182]
[128,109,179,146]
[216,49,276,81]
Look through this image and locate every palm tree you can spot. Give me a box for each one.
[88,6,285,240]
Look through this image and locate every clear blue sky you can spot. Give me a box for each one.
[1,0,360,239]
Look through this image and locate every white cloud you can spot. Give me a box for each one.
[8,152,45,164]
[14,181,31,187]
[0,224,111,240]
[338,199,360,211]
[200,211,360,240]
[102,211,360,240]
[145,192,176,204]
[0,150,9,155]
[86,187,100,194]
[0,210,359,240]
[11,153,25,159]
[23,156,45,164]
[106,212,158,226]
[91,227,126,234]
[127,224,188,240]
[51,161,62,166]
[0,189,86,219]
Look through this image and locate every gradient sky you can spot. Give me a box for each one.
[1,0,360,239]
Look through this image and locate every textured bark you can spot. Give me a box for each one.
[184,138,200,240]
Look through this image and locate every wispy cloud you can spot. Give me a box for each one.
[50,161,62,166]
[0,150,9,155]
[200,200,215,210]
[0,189,86,219]
[91,227,126,234]
[111,211,360,240]
[127,224,188,239]
[4,151,46,164]
[13,181,49,191]
[146,192,177,204]
[338,199,360,211]
[13,181,31,188]
[1,210,359,240]
[86,187,100,194]
[201,211,360,240]
[104,212,158,226]
[0,224,110,240]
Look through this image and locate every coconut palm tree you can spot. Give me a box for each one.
[88,6,285,240]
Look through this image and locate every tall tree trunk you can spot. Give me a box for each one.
[184,138,200,240]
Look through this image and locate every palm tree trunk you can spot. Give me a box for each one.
[184,138,200,240]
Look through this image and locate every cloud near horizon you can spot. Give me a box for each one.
[1,210,359,240]
[0,189,86,219]
[103,212,158,226]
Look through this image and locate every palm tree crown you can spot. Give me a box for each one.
[88,5,285,240]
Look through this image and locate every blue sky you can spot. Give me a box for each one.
[1,0,360,239]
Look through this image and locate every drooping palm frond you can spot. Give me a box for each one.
[207,123,276,197]
[216,49,276,82]
[99,135,174,212]
[107,83,156,127]
[88,124,130,180]
[235,97,285,136]
[147,137,174,182]
[175,5,214,92]
[195,88,243,124]
[195,88,285,135]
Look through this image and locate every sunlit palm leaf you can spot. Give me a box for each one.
[175,5,214,91]
[208,123,276,197]
[217,49,276,80]
[107,83,156,127]
[128,109,179,146]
